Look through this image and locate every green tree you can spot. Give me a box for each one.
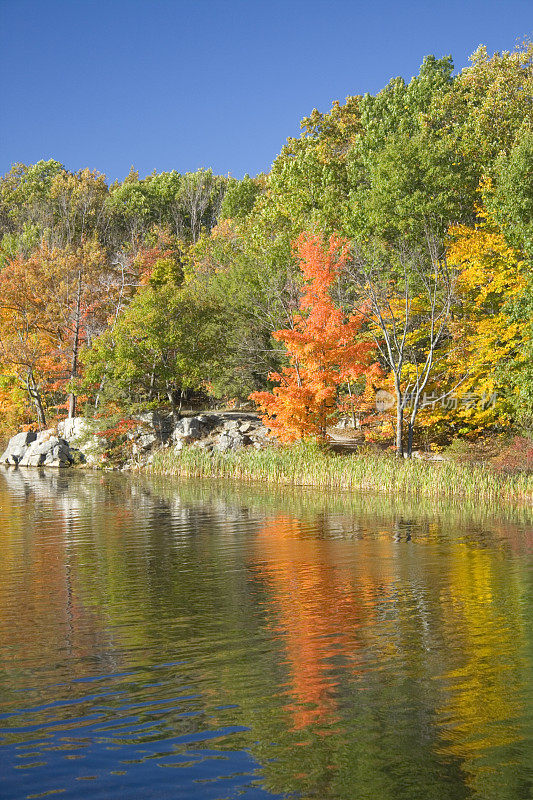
[83,281,220,418]
[220,174,262,220]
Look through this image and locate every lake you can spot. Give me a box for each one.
[0,469,532,800]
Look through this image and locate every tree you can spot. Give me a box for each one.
[220,174,262,220]
[486,128,533,260]
[48,167,109,247]
[428,42,533,176]
[83,282,219,420]
[0,159,64,241]
[187,216,300,399]
[107,168,228,248]
[0,241,116,425]
[348,234,456,456]
[444,216,531,435]
[348,129,476,243]
[251,234,376,442]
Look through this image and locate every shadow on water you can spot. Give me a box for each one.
[0,467,532,800]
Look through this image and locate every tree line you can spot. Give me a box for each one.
[0,41,531,454]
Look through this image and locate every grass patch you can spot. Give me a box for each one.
[148,441,532,508]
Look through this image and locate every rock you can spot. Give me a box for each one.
[19,432,67,468]
[250,426,269,441]
[215,430,248,451]
[129,411,174,455]
[215,433,234,452]
[169,413,265,453]
[15,429,82,468]
[223,419,240,431]
[0,431,37,465]
[135,411,173,442]
[1,411,273,470]
[172,417,203,443]
[57,417,91,444]
[132,430,158,454]
[57,417,101,466]
[77,438,102,467]
[238,420,256,434]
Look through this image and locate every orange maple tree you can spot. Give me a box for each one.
[251,233,377,442]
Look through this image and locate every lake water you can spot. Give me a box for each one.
[0,469,532,800]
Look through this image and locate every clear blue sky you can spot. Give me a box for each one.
[0,0,531,182]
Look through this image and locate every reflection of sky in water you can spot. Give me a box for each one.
[0,469,532,800]
[1,665,273,800]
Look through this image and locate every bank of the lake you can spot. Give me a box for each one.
[147,442,533,509]
[2,415,531,509]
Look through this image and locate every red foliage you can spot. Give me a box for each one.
[251,233,377,442]
[491,436,533,474]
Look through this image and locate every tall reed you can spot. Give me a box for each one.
[148,442,532,508]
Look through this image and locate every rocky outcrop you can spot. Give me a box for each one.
[172,413,270,453]
[128,411,174,455]
[1,429,83,468]
[1,411,273,471]
[57,417,102,467]
[0,431,38,465]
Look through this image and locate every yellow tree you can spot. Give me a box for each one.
[440,215,529,436]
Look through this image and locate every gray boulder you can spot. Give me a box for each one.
[172,417,203,443]
[0,431,37,465]
[238,420,254,434]
[131,429,158,455]
[214,431,248,451]
[57,416,90,444]
[57,416,101,466]
[167,412,272,454]
[128,411,174,456]
[135,411,173,442]
[13,429,82,468]
[215,433,234,452]
[223,419,240,431]
[18,431,74,468]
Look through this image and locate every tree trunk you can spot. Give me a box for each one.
[148,359,157,400]
[167,388,179,423]
[68,270,82,419]
[347,382,357,428]
[395,389,403,457]
[26,370,46,429]
[407,421,414,457]
[407,398,421,457]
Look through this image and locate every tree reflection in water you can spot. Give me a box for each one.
[0,469,531,800]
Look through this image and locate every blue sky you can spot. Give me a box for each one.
[0,0,531,182]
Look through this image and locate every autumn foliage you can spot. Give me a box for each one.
[0,42,530,451]
[250,233,376,442]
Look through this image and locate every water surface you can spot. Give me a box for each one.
[0,469,532,799]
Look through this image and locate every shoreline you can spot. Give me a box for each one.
[143,443,533,510]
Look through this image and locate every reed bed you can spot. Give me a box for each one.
[148,443,533,508]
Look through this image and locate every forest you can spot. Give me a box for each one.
[0,42,531,459]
